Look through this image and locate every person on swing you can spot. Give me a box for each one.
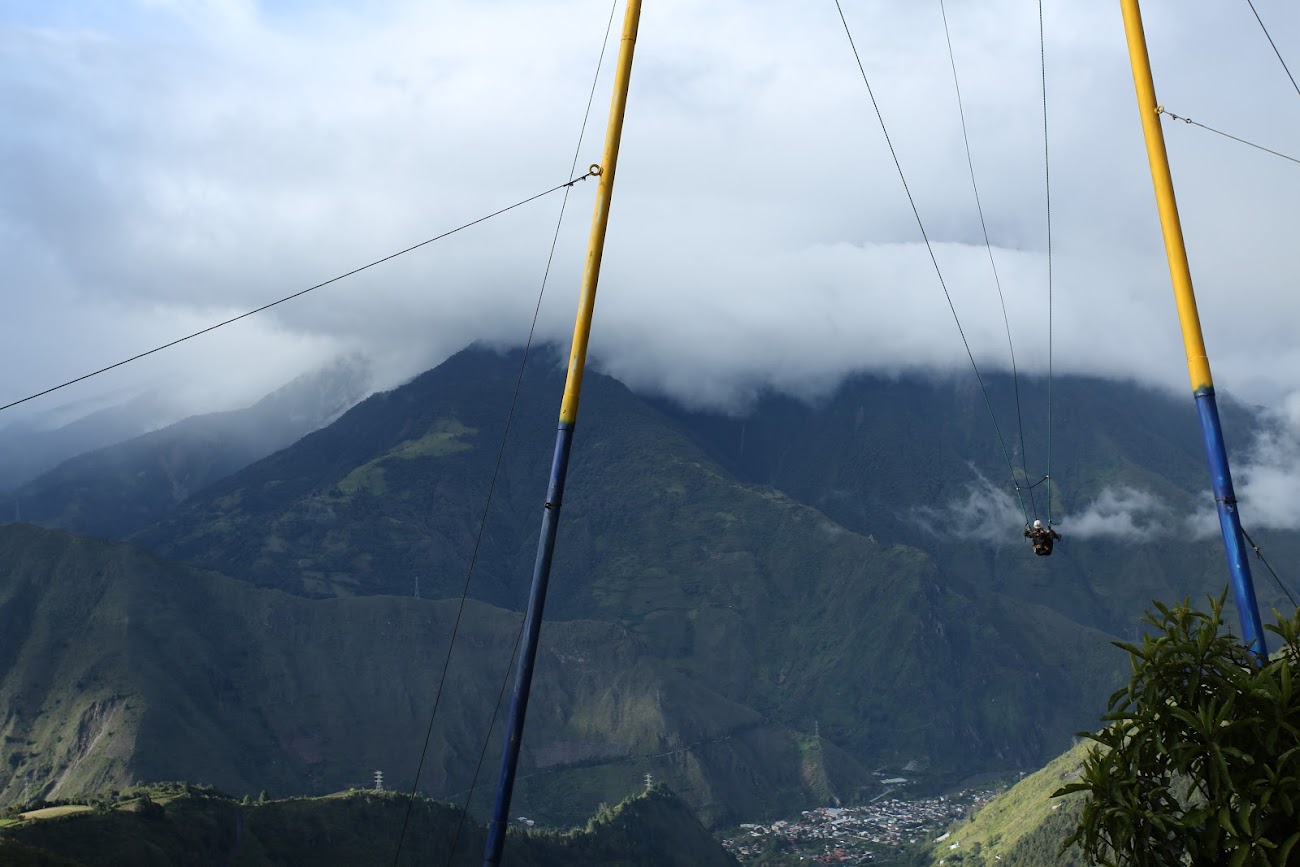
[1024,519,1061,556]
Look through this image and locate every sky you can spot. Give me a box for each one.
[1,0,1297,433]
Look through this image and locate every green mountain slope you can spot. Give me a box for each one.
[0,783,736,866]
[0,524,835,825]
[658,372,1255,531]
[925,740,1091,866]
[124,350,1128,781]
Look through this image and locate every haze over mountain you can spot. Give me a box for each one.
[0,392,177,495]
[0,357,372,537]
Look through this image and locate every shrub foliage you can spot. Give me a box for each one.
[1055,591,1300,866]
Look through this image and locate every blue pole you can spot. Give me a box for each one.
[1196,389,1266,654]
[482,423,573,865]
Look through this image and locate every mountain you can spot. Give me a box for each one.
[0,357,371,539]
[0,783,736,866]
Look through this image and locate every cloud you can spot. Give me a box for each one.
[1065,486,1172,541]
[911,467,1022,543]
[1228,392,1300,533]
[0,0,1297,425]
[1178,393,1300,539]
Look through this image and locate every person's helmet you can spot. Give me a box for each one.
[1033,519,1043,530]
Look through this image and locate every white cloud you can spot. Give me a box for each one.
[1230,392,1300,533]
[0,0,1296,424]
[912,467,1022,543]
[1066,486,1172,541]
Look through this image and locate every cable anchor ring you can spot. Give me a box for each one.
[589,164,603,177]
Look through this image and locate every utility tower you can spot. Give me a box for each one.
[374,770,384,792]
[644,772,653,792]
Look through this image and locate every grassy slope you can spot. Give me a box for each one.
[0,784,736,866]
[926,739,1091,866]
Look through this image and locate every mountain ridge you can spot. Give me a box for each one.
[0,782,737,866]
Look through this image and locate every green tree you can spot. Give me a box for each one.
[1054,591,1300,866]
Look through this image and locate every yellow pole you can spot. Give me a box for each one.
[1119,0,1212,393]
[560,0,642,425]
[1119,0,1266,655]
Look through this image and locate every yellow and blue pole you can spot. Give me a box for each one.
[1119,0,1266,656]
[482,1,642,863]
